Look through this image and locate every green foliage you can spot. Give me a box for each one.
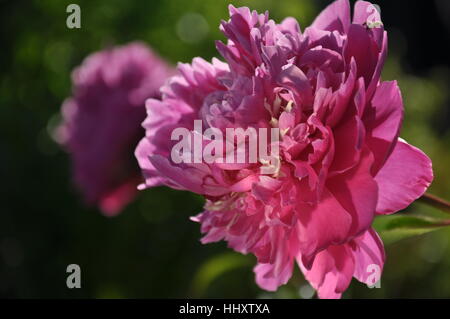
[1,0,449,299]
[374,214,450,245]
[191,253,253,297]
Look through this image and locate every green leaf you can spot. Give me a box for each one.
[373,214,450,245]
[190,253,252,297]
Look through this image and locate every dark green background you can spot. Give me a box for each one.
[1,0,449,298]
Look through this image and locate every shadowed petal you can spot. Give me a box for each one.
[311,0,351,34]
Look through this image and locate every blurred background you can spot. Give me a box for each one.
[0,0,449,298]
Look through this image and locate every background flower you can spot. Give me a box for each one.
[56,42,174,216]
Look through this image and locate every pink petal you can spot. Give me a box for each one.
[329,115,365,174]
[254,261,293,291]
[296,187,352,265]
[344,24,379,87]
[311,0,351,34]
[327,148,378,238]
[99,177,140,217]
[375,139,433,214]
[353,1,381,25]
[366,31,387,101]
[363,81,403,174]
[149,155,221,195]
[277,64,313,108]
[298,244,354,299]
[351,228,385,285]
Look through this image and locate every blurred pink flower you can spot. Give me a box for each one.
[135,0,433,297]
[57,42,174,216]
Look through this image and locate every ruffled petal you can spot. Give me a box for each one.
[298,244,354,299]
[254,261,293,291]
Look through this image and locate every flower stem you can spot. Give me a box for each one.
[418,193,450,214]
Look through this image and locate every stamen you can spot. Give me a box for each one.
[280,127,290,137]
[270,117,279,127]
[284,100,294,112]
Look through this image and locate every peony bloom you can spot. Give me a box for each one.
[57,42,174,216]
[135,0,433,298]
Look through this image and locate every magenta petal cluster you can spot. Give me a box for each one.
[135,0,433,298]
[57,42,174,216]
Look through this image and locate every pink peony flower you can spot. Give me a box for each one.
[57,42,174,216]
[135,0,433,298]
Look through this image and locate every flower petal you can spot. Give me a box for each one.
[363,81,403,174]
[375,139,433,214]
[327,147,378,238]
[351,228,385,285]
[298,244,354,299]
[254,261,293,291]
[311,0,350,34]
[296,187,352,264]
